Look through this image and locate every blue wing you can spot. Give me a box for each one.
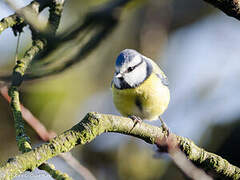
[156,73,169,86]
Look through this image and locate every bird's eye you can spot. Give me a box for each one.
[127,67,134,72]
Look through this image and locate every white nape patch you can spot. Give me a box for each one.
[124,61,147,87]
[127,55,142,68]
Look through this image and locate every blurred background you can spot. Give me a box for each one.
[1,0,240,179]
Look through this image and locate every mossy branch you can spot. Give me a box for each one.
[204,0,240,21]
[5,0,68,179]
[8,0,63,154]
[0,0,51,35]
[0,112,239,180]
[8,86,32,153]
[38,163,72,180]
[0,0,131,82]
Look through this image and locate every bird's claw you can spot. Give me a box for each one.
[128,115,142,132]
[159,116,170,137]
[129,115,142,124]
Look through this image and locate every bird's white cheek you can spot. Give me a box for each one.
[124,67,147,87]
[123,75,135,87]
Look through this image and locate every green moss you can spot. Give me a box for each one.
[0,15,24,34]
[8,86,31,153]
[1,112,240,179]
[39,163,72,180]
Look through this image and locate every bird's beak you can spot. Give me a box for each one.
[116,73,123,78]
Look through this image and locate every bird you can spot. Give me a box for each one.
[111,49,170,132]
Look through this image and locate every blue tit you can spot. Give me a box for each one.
[111,49,170,126]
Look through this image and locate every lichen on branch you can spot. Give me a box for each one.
[0,112,239,180]
[204,0,240,20]
[3,0,68,179]
[8,86,31,153]
[0,0,51,35]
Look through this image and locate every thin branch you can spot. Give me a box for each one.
[25,24,116,80]
[0,0,132,82]
[170,149,212,180]
[3,0,72,179]
[0,85,96,180]
[38,163,72,180]
[0,86,53,141]
[18,0,126,80]
[4,0,47,33]
[8,86,32,152]
[156,135,213,180]
[0,0,51,35]
[8,0,63,153]
[7,36,47,153]
[0,112,239,179]
[1,1,97,177]
[204,0,240,20]
[59,152,97,180]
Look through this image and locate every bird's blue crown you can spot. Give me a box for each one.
[115,49,139,67]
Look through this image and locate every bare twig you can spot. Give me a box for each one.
[59,153,96,180]
[156,134,213,180]
[170,149,212,180]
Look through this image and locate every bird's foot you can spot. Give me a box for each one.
[129,115,142,124]
[128,115,142,132]
[159,116,170,137]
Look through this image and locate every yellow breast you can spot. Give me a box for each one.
[111,73,170,121]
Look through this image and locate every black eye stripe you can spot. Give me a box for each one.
[126,58,143,73]
[114,58,153,90]
[127,66,134,72]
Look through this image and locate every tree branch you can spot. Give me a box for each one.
[156,135,212,180]
[0,85,96,180]
[3,0,71,179]
[0,86,54,141]
[0,0,51,35]
[8,0,64,153]
[204,0,240,20]
[0,0,132,82]
[0,112,239,179]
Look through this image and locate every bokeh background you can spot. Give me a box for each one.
[1,0,240,179]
